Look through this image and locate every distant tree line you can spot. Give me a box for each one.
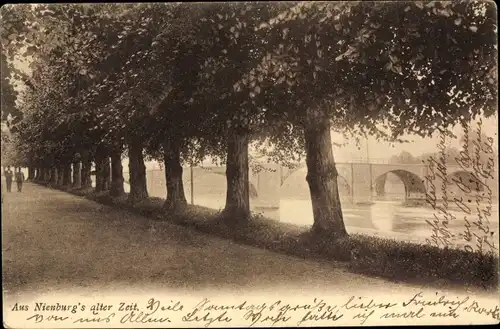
[389,131,497,166]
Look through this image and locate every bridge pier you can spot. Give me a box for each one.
[351,163,373,204]
[250,163,281,209]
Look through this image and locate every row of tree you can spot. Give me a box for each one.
[1,2,496,239]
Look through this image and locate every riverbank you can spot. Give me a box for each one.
[402,197,499,210]
[37,181,498,291]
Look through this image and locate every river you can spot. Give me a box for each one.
[117,178,498,253]
[193,195,499,253]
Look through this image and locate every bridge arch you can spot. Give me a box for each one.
[374,169,426,199]
[191,168,258,198]
[280,166,352,199]
[122,167,259,199]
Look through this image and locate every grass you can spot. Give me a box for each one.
[347,235,498,290]
[35,180,499,291]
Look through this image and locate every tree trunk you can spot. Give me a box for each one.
[44,167,51,182]
[57,166,64,185]
[50,167,58,185]
[375,173,387,197]
[128,140,148,203]
[73,162,82,188]
[103,157,111,191]
[95,146,111,192]
[27,166,35,180]
[163,137,187,211]
[304,107,348,239]
[110,151,125,197]
[222,129,250,222]
[62,164,72,187]
[95,156,104,192]
[81,154,92,188]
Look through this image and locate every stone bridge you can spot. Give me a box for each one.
[281,162,498,204]
[123,162,497,209]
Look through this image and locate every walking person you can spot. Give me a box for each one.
[4,167,13,193]
[15,168,25,192]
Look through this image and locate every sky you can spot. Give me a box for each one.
[331,115,498,163]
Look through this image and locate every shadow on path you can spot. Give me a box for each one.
[0,183,486,297]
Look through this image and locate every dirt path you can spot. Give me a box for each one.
[2,183,496,300]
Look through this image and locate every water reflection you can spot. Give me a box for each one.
[120,176,498,252]
[191,195,498,251]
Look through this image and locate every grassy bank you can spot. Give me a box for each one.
[36,181,498,291]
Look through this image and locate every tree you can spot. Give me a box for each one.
[229,1,497,237]
[116,2,292,215]
[0,53,21,127]
[389,151,418,164]
[1,4,132,189]
[185,2,294,220]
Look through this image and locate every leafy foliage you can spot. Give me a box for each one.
[233,1,497,140]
